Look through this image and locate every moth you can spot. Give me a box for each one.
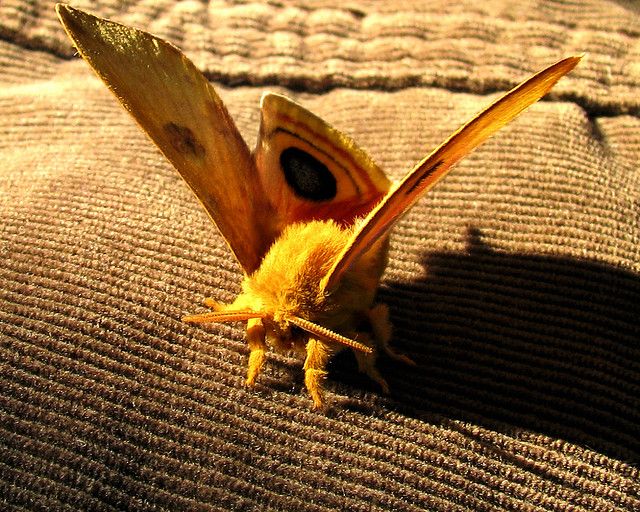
[57,4,580,409]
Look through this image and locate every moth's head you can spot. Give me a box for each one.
[182,299,372,354]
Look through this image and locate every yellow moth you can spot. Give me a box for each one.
[56,4,580,409]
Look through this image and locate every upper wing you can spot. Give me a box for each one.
[254,93,391,229]
[56,4,276,274]
[321,55,582,292]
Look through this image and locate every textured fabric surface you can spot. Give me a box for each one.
[1,1,639,511]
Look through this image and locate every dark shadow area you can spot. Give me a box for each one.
[330,228,639,463]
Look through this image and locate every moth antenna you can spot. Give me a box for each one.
[182,310,265,324]
[289,316,373,354]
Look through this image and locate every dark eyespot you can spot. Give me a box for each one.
[280,147,337,201]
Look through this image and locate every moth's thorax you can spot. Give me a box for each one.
[233,220,389,343]
[239,220,349,318]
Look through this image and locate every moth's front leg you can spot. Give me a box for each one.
[246,318,267,386]
[303,338,338,409]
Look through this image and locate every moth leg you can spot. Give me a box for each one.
[246,318,267,387]
[303,338,337,409]
[368,304,416,366]
[203,297,219,309]
[353,333,389,394]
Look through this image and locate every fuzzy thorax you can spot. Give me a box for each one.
[230,219,389,352]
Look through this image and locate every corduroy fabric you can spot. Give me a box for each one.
[1,1,639,511]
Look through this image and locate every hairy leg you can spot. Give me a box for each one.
[203,297,219,309]
[368,304,416,366]
[246,318,267,386]
[303,338,338,409]
[353,333,389,394]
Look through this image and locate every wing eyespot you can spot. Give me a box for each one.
[280,147,337,202]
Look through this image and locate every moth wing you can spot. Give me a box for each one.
[322,55,582,291]
[254,93,391,229]
[56,4,276,274]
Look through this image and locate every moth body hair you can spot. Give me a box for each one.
[225,220,392,407]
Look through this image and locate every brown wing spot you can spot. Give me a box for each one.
[164,122,205,159]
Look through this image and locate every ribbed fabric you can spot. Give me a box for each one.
[2,0,639,114]
[1,1,639,511]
